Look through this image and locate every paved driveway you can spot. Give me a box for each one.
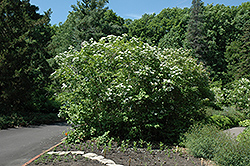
[224,127,246,137]
[0,122,70,166]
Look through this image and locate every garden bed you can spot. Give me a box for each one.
[28,140,214,166]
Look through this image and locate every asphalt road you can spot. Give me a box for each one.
[0,122,70,166]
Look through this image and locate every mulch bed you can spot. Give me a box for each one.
[28,140,213,166]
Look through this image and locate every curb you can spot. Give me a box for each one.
[22,137,66,166]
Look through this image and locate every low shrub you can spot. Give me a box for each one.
[0,112,62,129]
[206,106,246,128]
[220,106,246,126]
[213,134,250,166]
[0,116,8,129]
[183,123,221,159]
[210,114,233,129]
[52,34,213,144]
[184,123,250,166]
[0,113,26,129]
[236,126,250,142]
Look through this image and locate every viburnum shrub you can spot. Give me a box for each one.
[224,78,250,117]
[52,34,213,144]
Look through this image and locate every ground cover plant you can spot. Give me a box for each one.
[52,34,213,144]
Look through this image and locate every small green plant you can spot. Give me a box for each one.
[64,156,68,162]
[125,139,130,149]
[90,142,94,151]
[165,148,171,158]
[103,145,107,158]
[159,142,164,151]
[86,142,90,149]
[94,131,110,145]
[139,139,144,148]
[133,141,138,152]
[57,155,62,162]
[52,157,58,163]
[108,138,114,152]
[76,145,80,150]
[120,140,126,152]
[47,154,53,160]
[239,119,250,127]
[146,142,152,153]
[97,143,100,150]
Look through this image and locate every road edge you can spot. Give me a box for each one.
[22,137,66,166]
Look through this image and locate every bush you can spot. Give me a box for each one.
[210,114,233,129]
[225,78,250,117]
[239,119,250,127]
[0,116,8,129]
[0,112,62,129]
[212,78,250,118]
[183,123,221,159]
[213,133,250,166]
[52,34,213,144]
[184,123,250,166]
[206,106,246,128]
[0,113,26,129]
[237,126,250,142]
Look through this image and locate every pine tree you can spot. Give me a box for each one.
[225,20,250,80]
[185,0,206,62]
[236,21,250,79]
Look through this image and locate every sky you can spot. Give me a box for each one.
[30,0,249,25]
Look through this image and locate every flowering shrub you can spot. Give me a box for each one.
[224,78,250,117]
[52,34,213,143]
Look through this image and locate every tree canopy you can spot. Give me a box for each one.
[49,0,128,55]
[0,0,54,114]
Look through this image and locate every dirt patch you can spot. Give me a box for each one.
[28,140,215,166]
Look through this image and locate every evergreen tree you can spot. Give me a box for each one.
[226,20,250,80]
[0,0,54,114]
[238,21,250,79]
[185,0,207,62]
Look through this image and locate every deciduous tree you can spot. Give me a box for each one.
[49,0,128,55]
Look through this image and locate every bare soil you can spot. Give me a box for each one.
[28,140,213,166]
